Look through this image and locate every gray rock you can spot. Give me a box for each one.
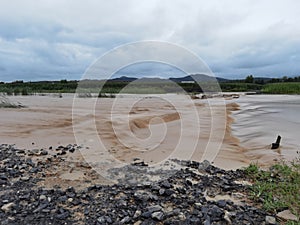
[198,160,211,171]
[160,180,171,188]
[203,218,211,225]
[40,150,48,155]
[120,216,130,224]
[265,215,276,224]
[209,205,224,220]
[1,202,15,213]
[159,189,165,195]
[39,195,47,201]
[33,203,49,213]
[106,216,112,223]
[134,191,150,201]
[97,216,106,223]
[277,210,298,222]
[178,212,186,220]
[133,210,142,218]
[146,205,162,213]
[20,176,30,181]
[151,211,164,221]
[133,221,142,225]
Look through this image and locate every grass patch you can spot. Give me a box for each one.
[262,82,300,94]
[220,82,263,92]
[244,157,300,223]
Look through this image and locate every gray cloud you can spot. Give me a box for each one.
[0,0,300,81]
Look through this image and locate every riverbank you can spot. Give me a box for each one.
[0,144,281,224]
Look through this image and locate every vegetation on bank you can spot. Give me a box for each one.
[244,157,300,224]
[0,80,78,95]
[220,83,263,92]
[1,76,300,95]
[262,83,300,94]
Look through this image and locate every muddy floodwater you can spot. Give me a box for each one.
[232,95,300,165]
[0,94,299,173]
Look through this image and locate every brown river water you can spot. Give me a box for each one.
[0,94,299,173]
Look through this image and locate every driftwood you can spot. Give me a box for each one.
[271,135,281,149]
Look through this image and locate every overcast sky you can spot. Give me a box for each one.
[0,0,300,81]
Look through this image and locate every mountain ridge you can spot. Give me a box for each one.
[110,74,228,82]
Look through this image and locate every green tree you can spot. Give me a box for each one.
[282,76,288,82]
[245,75,254,83]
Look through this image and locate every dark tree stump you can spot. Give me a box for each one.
[271,135,281,149]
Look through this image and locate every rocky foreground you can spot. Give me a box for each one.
[0,144,278,225]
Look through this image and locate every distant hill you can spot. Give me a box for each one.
[135,77,168,83]
[110,76,137,82]
[109,74,229,83]
[169,74,228,83]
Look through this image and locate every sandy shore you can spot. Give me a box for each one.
[0,93,299,176]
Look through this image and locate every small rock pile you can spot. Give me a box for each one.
[0,144,277,225]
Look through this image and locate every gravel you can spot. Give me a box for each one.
[0,144,278,224]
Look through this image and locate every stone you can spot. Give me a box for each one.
[265,216,276,224]
[56,211,69,220]
[120,216,130,224]
[133,210,142,218]
[178,212,186,220]
[134,191,150,201]
[217,200,227,208]
[203,217,211,225]
[0,174,8,180]
[105,216,112,223]
[198,160,211,171]
[40,150,48,155]
[224,210,232,224]
[151,211,164,221]
[58,196,68,202]
[33,203,49,213]
[97,216,106,223]
[146,205,162,213]
[142,210,152,218]
[160,180,171,188]
[1,202,15,213]
[277,210,298,222]
[209,205,224,220]
[159,189,165,195]
[39,195,47,200]
[164,189,174,196]
[20,176,30,181]
[195,202,202,208]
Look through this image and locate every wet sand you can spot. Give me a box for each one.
[0,93,299,175]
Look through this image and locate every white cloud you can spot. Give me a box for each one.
[0,0,300,81]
